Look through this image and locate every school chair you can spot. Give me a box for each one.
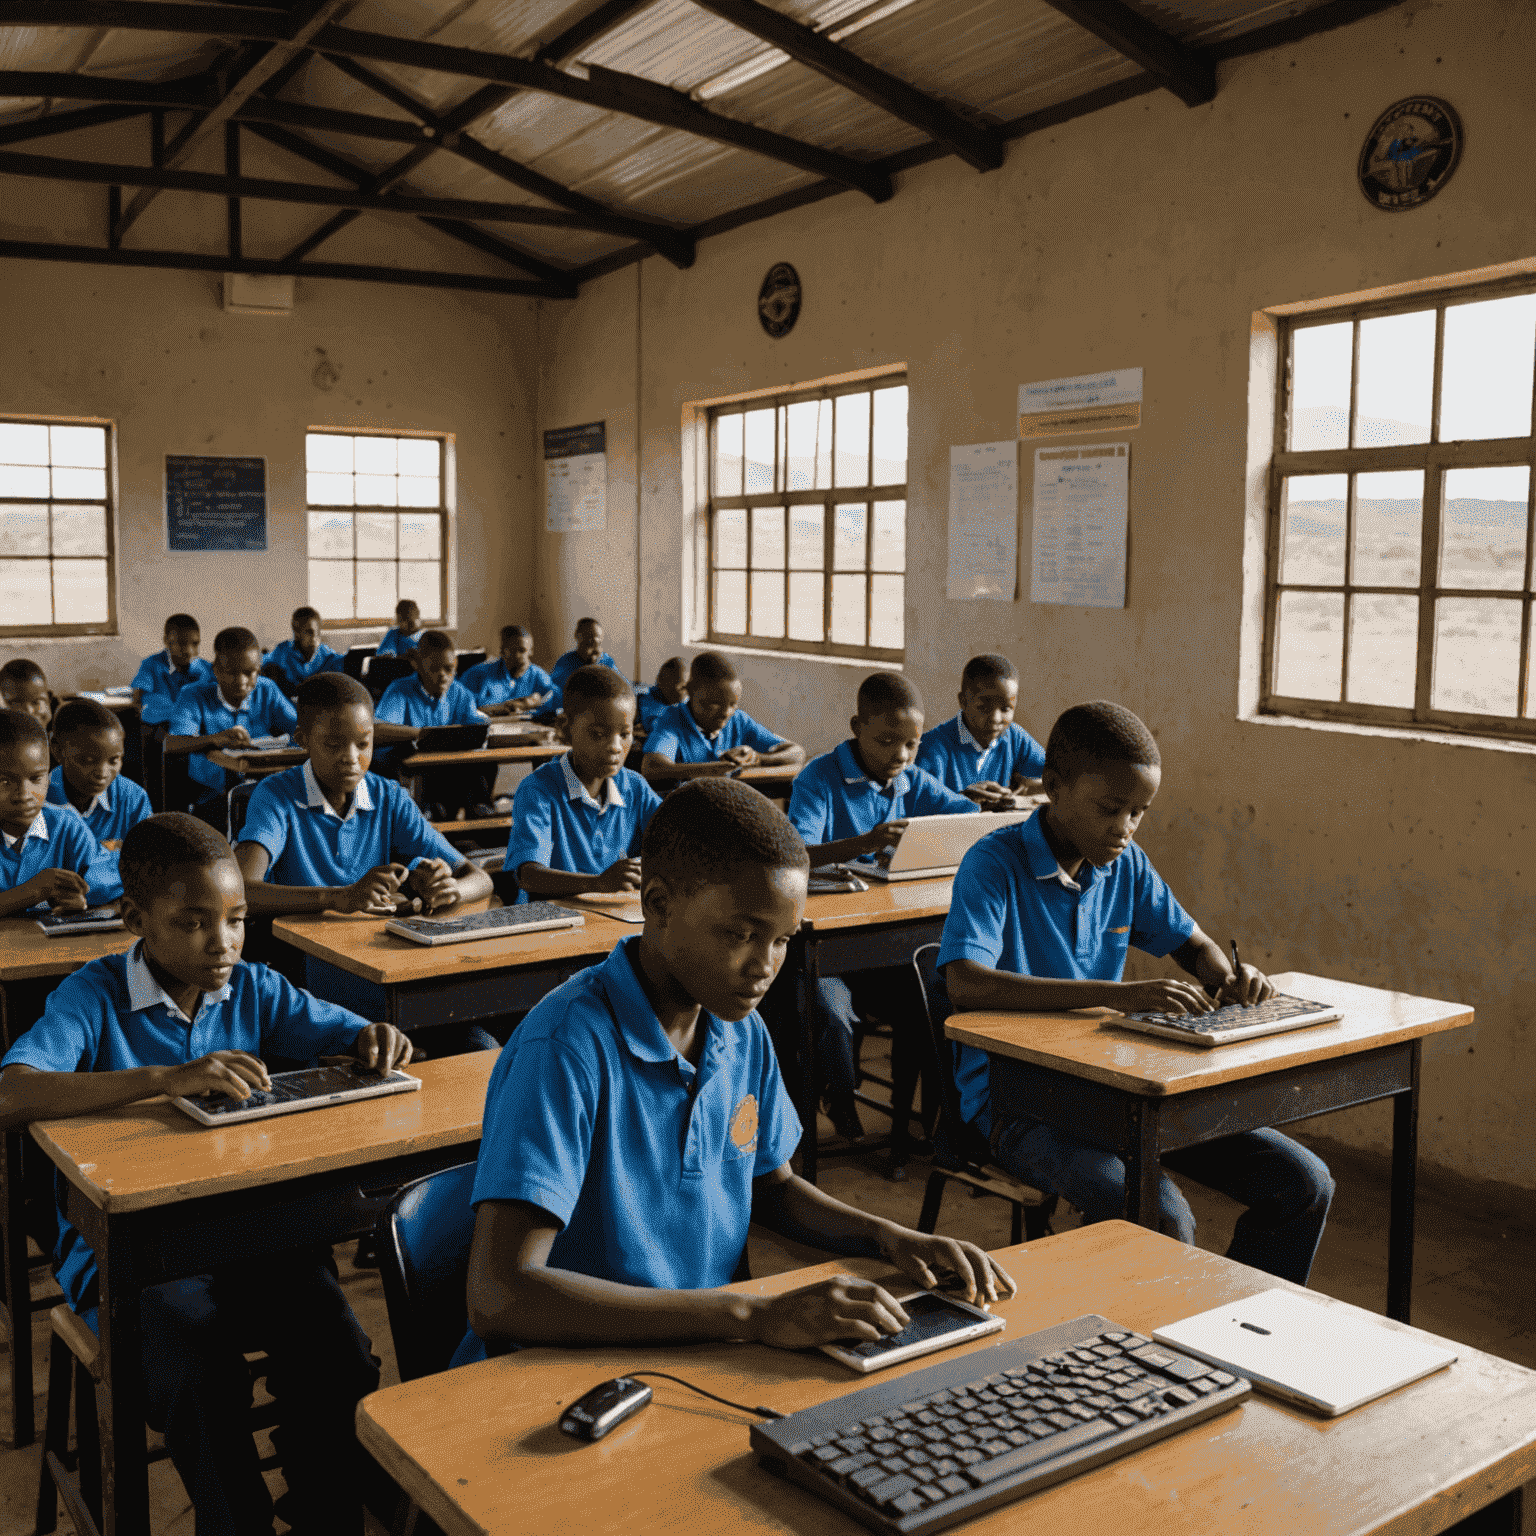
[454,650,487,677]
[344,645,376,681]
[910,944,1058,1246]
[159,736,198,816]
[259,661,300,700]
[365,655,415,702]
[139,725,166,814]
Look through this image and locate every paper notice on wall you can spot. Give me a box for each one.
[544,421,606,532]
[947,441,1018,601]
[1030,443,1128,608]
[1019,368,1142,437]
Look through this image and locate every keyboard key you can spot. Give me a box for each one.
[836,1436,866,1453]
[1209,1371,1237,1386]
[1005,1430,1030,1446]
[848,1466,888,1491]
[970,1419,1115,1484]
[930,1459,958,1478]
[1130,1346,1177,1369]
[918,1484,946,1503]
[956,1448,984,1465]
[891,1492,926,1515]
[1162,1357,1210,1382]
[811,1446,841,1463]
[830,1453,875,1476]
[1045,1412,1076,1431]
[1163,1386,1198,1406]
[938,1474,972,1497]
[878,1456,908,1474]
[1190,1378,1219,1395]
[787,1441,812,1457]
[1110,1410,1139,1428]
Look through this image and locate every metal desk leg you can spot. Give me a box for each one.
[2,1130,34,1446]
[95,1215,150,1536]
[1124,1098,1161,1229]
[1387,1039,1421,1324]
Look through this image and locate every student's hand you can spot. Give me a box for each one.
[876,1228,1017,1307]
[750,1274,912,1350]
[22,869,89,911]
[353,1023,413,1072]
[1217,964,1274,1007]
[215,726,252,749]
[964,781,1014,810]
[856,821,908,857]
[1118,978,1215,1015]
[594,857,642,893]
[720,745,758,767]
[407,858,459,913]
[338,863,407,916]
[482,702,515,717]
[156,1050,270,1101]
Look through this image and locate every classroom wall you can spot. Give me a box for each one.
[535,0,1536,1189]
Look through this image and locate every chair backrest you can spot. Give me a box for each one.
[259,662,299,700]
[343,645,376,681]
[140,723,166,814]
[364,654,415,701]
[912,944,991,1167]
[455,649,487,676]
[227,779,258,841]
[378,1161,479,1382]
[159,735,197,815]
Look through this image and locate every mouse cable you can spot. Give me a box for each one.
[624,1371,784,1420]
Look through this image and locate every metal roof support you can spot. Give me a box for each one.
[0,104,145,148]
[1035,0,1215,107]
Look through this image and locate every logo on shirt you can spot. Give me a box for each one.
[729,1095,759,1153]
[1108,925,1130,934]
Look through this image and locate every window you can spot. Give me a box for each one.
[0,419,114,636]
[708,377,907,659]
[1264,282,1536,740]
[305,431,446,626]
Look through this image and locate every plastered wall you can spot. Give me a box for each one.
[535,0,1536,1188]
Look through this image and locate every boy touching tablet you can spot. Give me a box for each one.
[262,604,345,697]
[916,654,1045,811]
[549,616,627,692]
[461,623,558,718]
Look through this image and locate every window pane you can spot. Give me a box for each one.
[830,573,865,645]
[1440,465,1530,590]
[714,413,743,497]
[1346,594,1418,707]
[751,506,785,569]
[869,574,903,648]
[398,512,440,561]
[788,505,823,569]
[354,473,397,507]
[308,510,353,560]
[834,392,869,487]
[307,434,353,473]
[787,572,823,640]
[1279,475,1346,585]
[872,500,904,572]
[0,464,50,498]
[399,562,440,620]
[833,503,867,571]
[1440,294,1536,442]
[784,399,831,491]
[1354,470,1422,586]
[48,424,105,468]
[51,505,106,556]
[1432,597,1521,715]
[308,471,353,506]
[308,560,354,618]
[872,385,907,485]
[1273,590,1343,699]
[397,438,438,477]
[397,476,439,508]
[743,408,775,494]
[356,561,396,618]
[0,422,49,464]
[0,559,52,624]
[1355,310,1434,446]
[356,512,397,560]
[0,505,48,556]
[353,436,397,476]
[714,569,746,633]
[714,508,747,568]
[52,559,108,624]
[750,571,785,638]
[1289,321,1352,450]
[49,466,105,501]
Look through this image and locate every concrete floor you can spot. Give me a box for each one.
[2,1038,1532,1535]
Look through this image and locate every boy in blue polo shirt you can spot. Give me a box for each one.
[916,654,1045,810]
[0,813,407,1535]
[632,656,686,740]
[939,701,1334,1284]
[460,778,1013,1362]
[262,604,345,698]
[375,597,424,656]
[0,658,56,731]
[506,665,661,902]
[132,613,214,726]
[460,624,559,718]
[46,699,152,876]
[549,616,628,692]
[641,651,803,786]
[0,710,121,914]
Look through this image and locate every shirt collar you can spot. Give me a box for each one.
[124,940,234,1024]
[598,939,724,1075]
[559,752,624,812]
[1020,811,1090,891]
[956,714,998,758]
[303,758,373,820]
[1,811,48,849]
[218,687,250,714]
[834,739,909,797]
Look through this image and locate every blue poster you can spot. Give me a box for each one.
[166,455,268,552]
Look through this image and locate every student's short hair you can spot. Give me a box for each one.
[656,656,685,683]
[291,605,321,625]
[499,624,532,645]
[643,778,809,894]
[164,613,199,637]
[687,651,738,687]
[962,653,1019,690]
[856,671,922,719]
[213,626,260,659]
[51,698,123,742]
[296,672,373,732]
[120,813,236,913]
[1044,701,1161,783]
[396,598,420,619]
[562,664,634,722]
[0,658,46,690]
[0,708,48,755]
[415,628,455,658]
[575,616,601,633]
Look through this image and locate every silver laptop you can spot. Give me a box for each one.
[840,809,1034,882]
[1113,993,1342,1048]
[172,1063,420,1127]
[1153,1289,1456,1416]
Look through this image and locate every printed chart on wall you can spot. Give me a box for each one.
[1018,369,1142,438]
[165,455,268,552]
[947,441,1018,600]
[544,421,606,532]
[1030,444,1129,608]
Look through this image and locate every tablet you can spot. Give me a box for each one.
[35,907,125,937]
[820,1292,1004,1373]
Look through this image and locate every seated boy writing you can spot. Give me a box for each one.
[641,651,804,786]
[0,710,121,914]
[0,813,409,1534]
[262,604,345,697]
[0,657,57,730]
[460,778,1012,1362]
[46,698,153,876]
[632,655,686,740]
[132,612,212,726]
[506,665,661,902]
[916,653,1045,811]
[549,616,627,691]
[375,597,424,656]
[461,624,559,718]
[939,701,1334,1284]
[788,672,977,1138]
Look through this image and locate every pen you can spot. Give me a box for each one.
[1230,939,1243,1002]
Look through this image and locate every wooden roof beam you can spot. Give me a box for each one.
[1036,0,1215,107]
[0,104,146,147]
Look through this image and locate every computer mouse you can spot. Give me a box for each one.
[559,1377,653,1441]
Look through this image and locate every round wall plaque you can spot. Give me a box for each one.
[1357,96,1462,211]
[758,263,801,338]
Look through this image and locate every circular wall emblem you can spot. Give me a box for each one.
[758,263,801,338]
[1358,97,1462,211]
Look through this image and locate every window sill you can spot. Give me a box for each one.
[1242,710,1536,757]
[691,642,902,672]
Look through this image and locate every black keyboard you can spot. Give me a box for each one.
[1121,993,1340,1045]
[751,1314,1249,1534]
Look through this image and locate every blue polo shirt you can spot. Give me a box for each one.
[1,945,367,1313]
[131,651,213,726]
[643,702,784,765]
[375,626,423,656]
[550,649,628,691]
[460,659,559,717]
[633,685,679,735]
[237,762,463,887]
[936,814,1195,1136]
[505,756,661,902]
[374,676,487,777]
[262,639,345,691]
[457,938,801,1358]
[45,769,152,867]
[167,677,298,794]
[915,716,1047,797]
[0,804,121,907]
[788,740,976,849]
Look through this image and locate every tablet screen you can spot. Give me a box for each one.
[839,1293,988,1360]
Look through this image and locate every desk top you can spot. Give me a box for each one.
[403,742,565,770]
[355,1220,1536,1536]
[208,747,308,774]
[29,1051,494,1215]
[801,877,952,934]
[947,971,1473,1096]
[63,691,137,713]
[0,918,136,983]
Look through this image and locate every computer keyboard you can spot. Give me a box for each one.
[751,1313,1249,1535]
[1118,993,1341,1047]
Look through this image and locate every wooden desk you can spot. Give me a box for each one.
[63,691,137,714]
[400,742,564,773]
[947,972,1473,1323]
[32,1050,496,1536]
[356,1220,1536,1536]
[207,746,308,776]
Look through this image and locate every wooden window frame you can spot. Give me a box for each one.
[1263,274,1536,743]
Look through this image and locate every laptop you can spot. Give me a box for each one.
[414,722,490,754]
[1154,1289,1456,1416]
[1112,994,1342,1047]
[384,901,584,946]
[171,1062,420,1127]
[840,809,1035,883]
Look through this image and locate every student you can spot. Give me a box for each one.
[632,656,686,739]
[506,665,661,902]
[46,698,152,877]
[641,651,804,785]
[131,612,213,727]
[0,658,56,731]
[262,605,345,697]
[166,626,298,820]
[0,813,408,1535]
[460,624,559,718]
[459,778,1013,1362]
[0,710,121,914]
[916,653,1046,810]
[549,616,627,692]
[375,598,424,656]
[788,672,977,1138]
[939,701,1335,1284]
